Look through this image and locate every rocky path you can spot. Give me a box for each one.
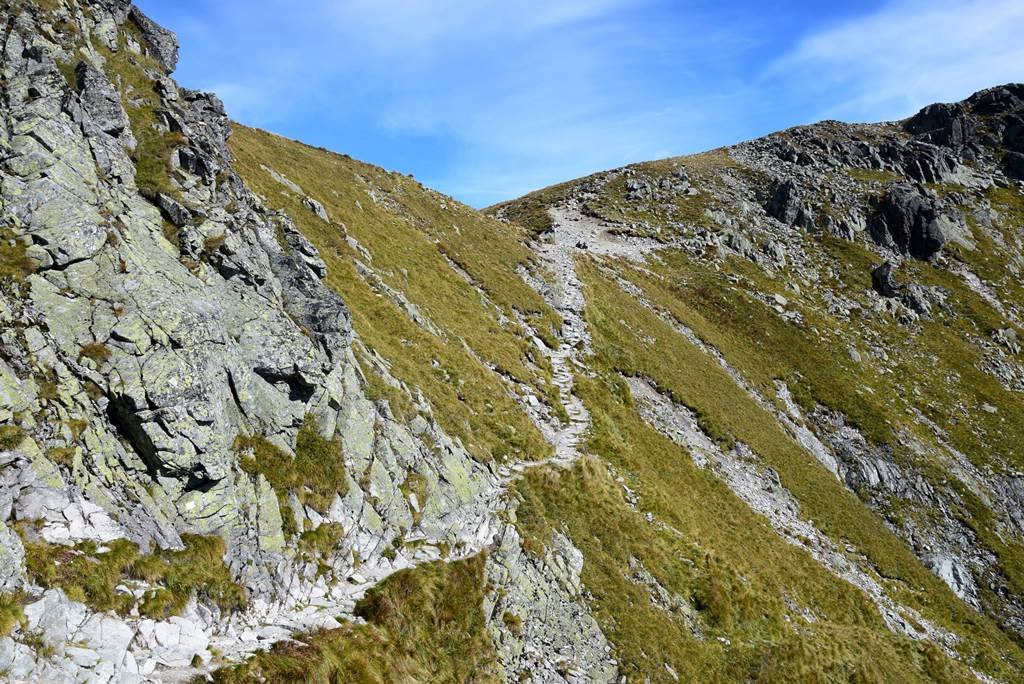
[516,200,661,469]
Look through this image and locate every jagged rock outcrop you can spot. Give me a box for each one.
[0,1,584,679]
[869,185,954,259]
[766,178,813,229]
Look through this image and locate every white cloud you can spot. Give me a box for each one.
[324,0,634,49]
[775,0,1024,121]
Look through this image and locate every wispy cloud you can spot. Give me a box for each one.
[774,0,1024,121]
[139,0,1024,206]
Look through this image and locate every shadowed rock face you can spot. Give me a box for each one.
[3,0,1024,681]
[870,185,951,260]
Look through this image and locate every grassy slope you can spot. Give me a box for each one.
[598,213,1024,621]
[542,259,1024,679]
[228,125,1024,678]
[230,125,561,463]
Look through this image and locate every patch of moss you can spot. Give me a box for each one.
[501,610,523,636]
[78,342,111,365]
[0,229,35,283]
[46,446,76,468]
[400,472,429,526]
[0,425,26,451]
[56,60,78,92]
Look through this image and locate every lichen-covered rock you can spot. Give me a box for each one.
[129,5,180,73]
[484,525,617,683]
[0,2,524,679]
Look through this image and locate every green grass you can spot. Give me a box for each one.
[0,229,35,283]
[512,416,975,682]
[78,342,111,365]
[211,555,499,683]
[21,534,245,619]
[0,593,25,638]
[236,415,349,539]
[571,258,1024,678]
[0,425,26,451]
[615,248,898,447]
[230,125,558,463]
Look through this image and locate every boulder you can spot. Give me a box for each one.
[767,179,813,228]
[870,186,949,259]
[871,262,899,298]
[156,193,192,227]
[1006,151,1024,180]
[75,62,130,137]
[304,196,330,222]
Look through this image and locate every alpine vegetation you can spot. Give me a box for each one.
[0,1,1023,682]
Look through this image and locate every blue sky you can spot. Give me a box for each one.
[136,0,1024,207]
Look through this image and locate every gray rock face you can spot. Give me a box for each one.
[870,185,951,259]
[129,6,179,73]
[484,526,617,683]
[906,102,975,149]
[767,179,813,228]
[74,62,130,137]
[0,2,551,680]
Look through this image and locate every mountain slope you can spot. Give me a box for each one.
[0,0,1023,681]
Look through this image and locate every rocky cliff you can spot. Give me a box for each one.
[0,0,1023,682]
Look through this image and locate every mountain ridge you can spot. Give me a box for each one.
[0,0,1023,681]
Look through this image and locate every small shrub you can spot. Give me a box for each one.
[298,523,344,559]
[66,419,88,442]
[0,593,26,637]
[501,611,523,636]
[46,447,76,468]
[201,233,227,261]
[78,342,111,365]
[0,425,26,451]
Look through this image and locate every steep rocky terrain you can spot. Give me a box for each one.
[0,0,1023,682]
